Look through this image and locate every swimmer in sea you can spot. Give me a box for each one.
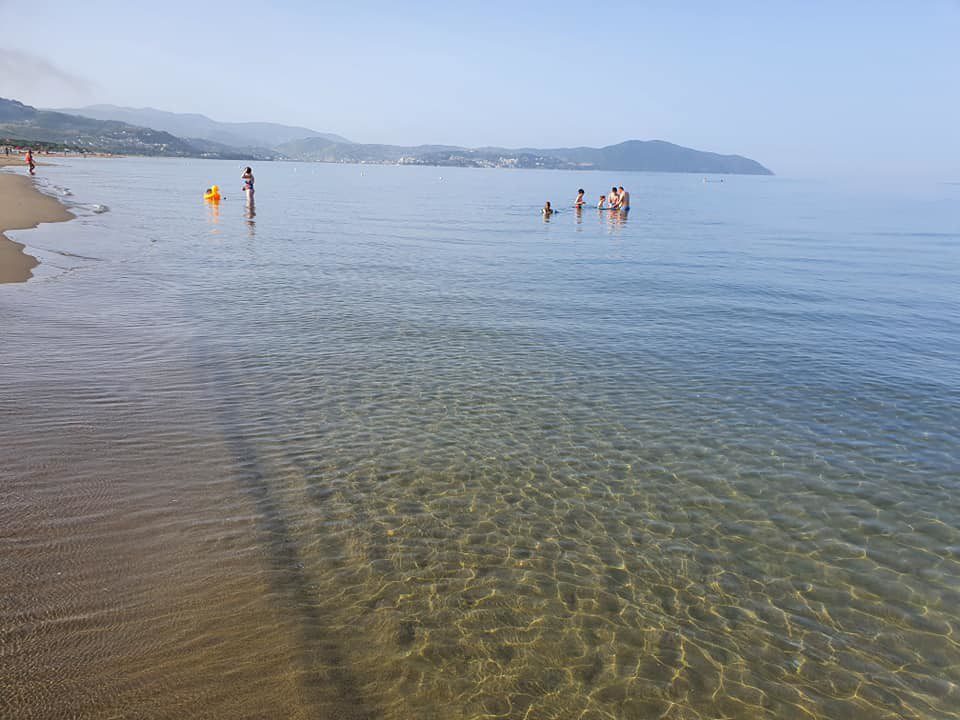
[597,194,607,209]
[574,188,585,208]
[241,166,255,206]
[542,201,554,215]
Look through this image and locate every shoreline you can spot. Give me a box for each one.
[0,161,75,283]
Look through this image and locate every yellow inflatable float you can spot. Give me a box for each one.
[203,185,221,202]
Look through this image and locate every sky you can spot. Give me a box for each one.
[2,0,958,178]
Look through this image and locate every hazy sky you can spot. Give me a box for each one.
[2,0,958,178]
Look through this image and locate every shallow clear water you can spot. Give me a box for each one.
[2,158,959,719]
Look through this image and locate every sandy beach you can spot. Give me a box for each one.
[0,160,74,283]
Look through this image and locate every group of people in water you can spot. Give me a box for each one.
[543,185,631,216]
[204,166,255,206]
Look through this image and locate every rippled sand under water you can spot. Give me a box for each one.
[2,159,959,719]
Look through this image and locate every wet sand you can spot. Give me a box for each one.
[0,167,74,283]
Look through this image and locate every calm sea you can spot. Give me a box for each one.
[2,158,959,719]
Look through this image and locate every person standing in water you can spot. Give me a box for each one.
[608,186,620,209]
[241,166,255,206]
[617,185,630,211]
[573,188,586,208]
[597,194,607,209]
[25,148,35,175]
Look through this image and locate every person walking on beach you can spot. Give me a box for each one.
[241,166,255,206]
[25,148,35,175]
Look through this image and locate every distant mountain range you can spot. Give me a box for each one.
[55,104,351,151]
[277,137,773,174]
[0,98,273,159]
[1,97,773,174]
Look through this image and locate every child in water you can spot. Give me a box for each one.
[597,195,606,209]
[574,188,585,208]
[241,166,255,205]
[541,201,554,215]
